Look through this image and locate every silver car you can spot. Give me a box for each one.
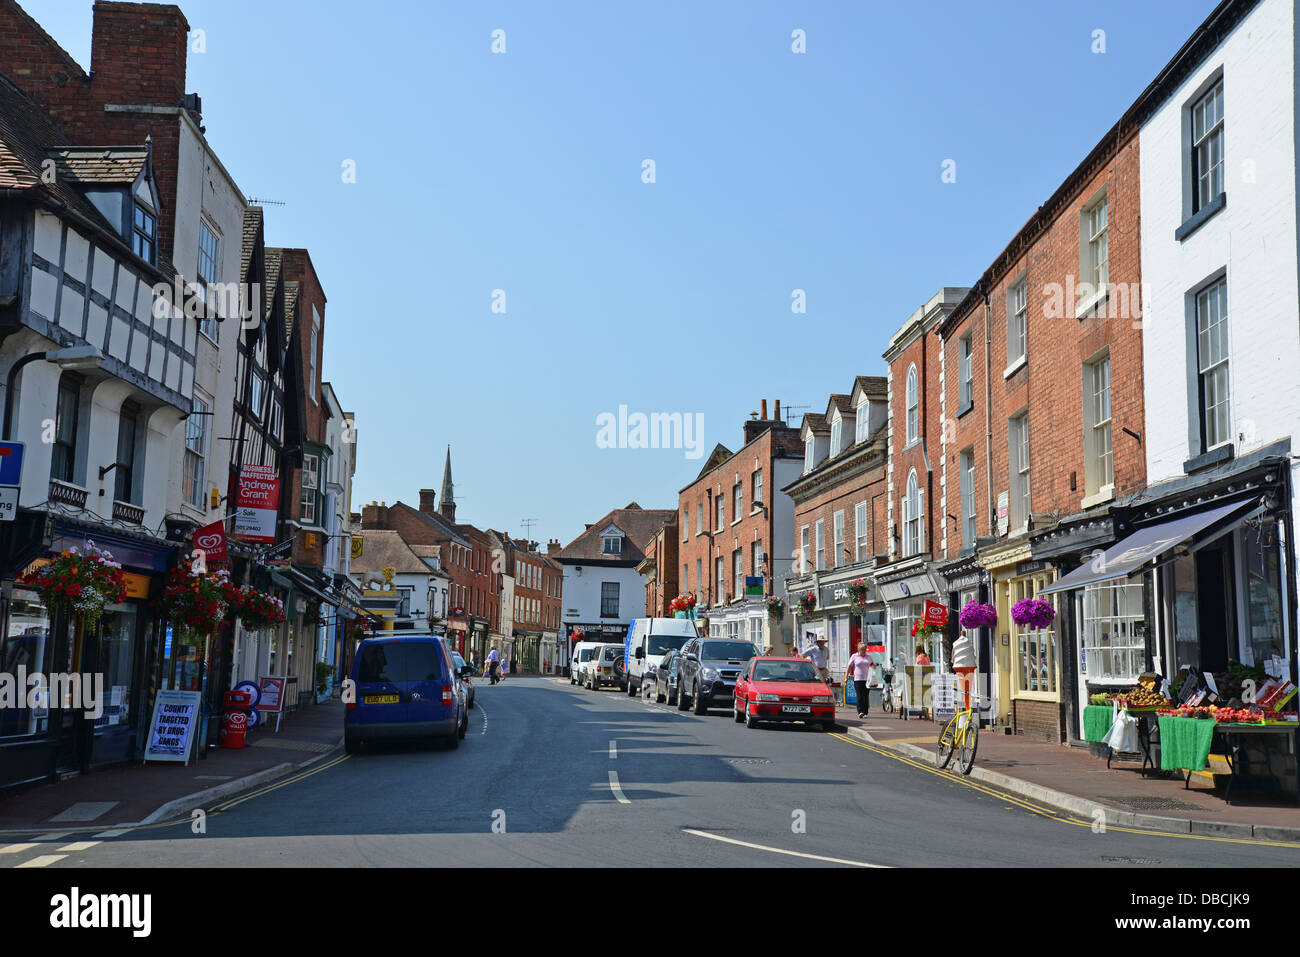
[677,638,759,715]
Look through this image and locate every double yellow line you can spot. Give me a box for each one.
[828,732,1300,850]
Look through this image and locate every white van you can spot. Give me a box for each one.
[570,641,600,686]
[624,618,700,697]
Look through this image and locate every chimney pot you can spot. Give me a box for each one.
[761,399,768,420]
[774,399,781,421]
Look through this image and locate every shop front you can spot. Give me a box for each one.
[980,540,1062,741]
[541,631,560,674]
[470,618,490,662]
[703,597,771,654]
[786,581,820,656]
[873,561,943,669]
[815,574,885,687]
[512,629,540,673]
[931,556,995,726]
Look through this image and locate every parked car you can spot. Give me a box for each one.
[451,651,475,708]
[571,641,600,685]
[733,656,836,731]
[624,617,698,697]
[345,635,468,753]
[587,643,623,690]
[654,648,684,705]
[677,637,759,715]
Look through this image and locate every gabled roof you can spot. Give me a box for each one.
[263,248,283,316]
[350,529,437,576]
[799,412,828,440]
[283,280,300,341]
[45,146,148,184]
[823,394,853,422]
[559,505,676,563]
[391,501,470,548]
[241,205,263,283]
[851,376,887,401]
[693,444,732,481]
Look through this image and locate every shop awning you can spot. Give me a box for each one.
[1039,497,1262,595]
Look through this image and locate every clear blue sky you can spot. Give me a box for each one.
[23,0,1215,547]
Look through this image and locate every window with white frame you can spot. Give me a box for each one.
[683,510,689,540]
[752,468,763,509]
[696,503,703,535]
[1191,79,1224,214]
[301,453,320,525]
[960,448,976,548]
[1085,195,1109,289]
[1013,576,1057,695]
[733,482,742,520]
[804,437,815,472]
[905,365,918,444]
[1194,279,1230,451]
[733,549,743,598]
[1081,579,1144,682]
[856,400,870,442]
[903,470,923,556]
[1008,280,1027,364]
[855,501,867,560]
[716,494,725,530]
[830,417,842,455]
[696,559,702,594]
[1009,413,1030,529]
[309,305,320,402]
[602,535,622,556]
[815,519,825,572]
[751,539,762,577]
[959,335,973,410]
[716,556,725,601]
[600,582,619,618]
[832,510,845,569]
[197,220,220,341]
[183,393,209,509]
[1084,354,1113,494]
[799,526,810,574]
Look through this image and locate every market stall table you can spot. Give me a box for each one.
[1210,723,1297,804]
[1087,705,1163,775]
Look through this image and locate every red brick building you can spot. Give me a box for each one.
[934,121,1146,743]
[783,378,889,678]
[677,401,802,651]
[636,519,678,618]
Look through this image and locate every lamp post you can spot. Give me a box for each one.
[3,345,104,441]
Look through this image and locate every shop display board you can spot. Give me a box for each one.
[257,676,287,732]
[143,690,202,765]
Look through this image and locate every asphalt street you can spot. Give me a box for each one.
[5,677,1297,868]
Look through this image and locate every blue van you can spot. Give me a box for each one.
[345,635,468,753]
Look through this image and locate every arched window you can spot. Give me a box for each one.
[905,365,919,444]
[904,470,923,556]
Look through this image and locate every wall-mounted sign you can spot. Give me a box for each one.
[997,492,1009,536]
[351,537,363,560]
[194,520,229,565]
[233,465,280,543]
[744,576,763,596]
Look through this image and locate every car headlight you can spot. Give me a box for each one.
[811,695,834,704]
[701,668,720,682]
[757,693,780,702]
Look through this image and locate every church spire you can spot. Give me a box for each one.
[439,445,456,523]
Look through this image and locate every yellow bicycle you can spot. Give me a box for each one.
[936,690,980,775]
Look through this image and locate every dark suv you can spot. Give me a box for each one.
[676,637,759,715]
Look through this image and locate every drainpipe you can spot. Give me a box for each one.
[982,286,993,534]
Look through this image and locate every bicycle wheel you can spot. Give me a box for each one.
[881,691,893,714]
[936,716,957,769]
[958,713,979,775]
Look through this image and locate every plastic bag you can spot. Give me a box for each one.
[1105,705,1139,753]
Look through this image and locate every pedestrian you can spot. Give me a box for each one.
[805,636,831,684]
[915,644,931,666]
[486,647,500,685]
[846,642,876,718]
[763,645,774,656]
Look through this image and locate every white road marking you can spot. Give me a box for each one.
[16,855,66,868]
[0,844,37,855]
[683,829,887,868]
[94,829,130,839]
[34,832,70,842]
[609,740,617,759]
[58,841,100,853]
[479,703,488,736]
[608,771,631,804]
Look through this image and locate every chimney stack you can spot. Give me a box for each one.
[761,399,768,420]
[419,488,437,513]
[90,2,191,110]
[774,399,781,421]
[547,539,562,557]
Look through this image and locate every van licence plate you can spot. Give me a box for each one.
[364,694,399,705]
[782,705,811,714]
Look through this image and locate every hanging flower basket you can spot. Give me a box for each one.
[668,592,698,615]
[958,600,998,630]
[846,579,872,615]
[797,592,817,616]
[229,585,286,630]
[19,541,127,633]
[766,595,786,621]
[1011,597,1056,629]
[157,560,234,634]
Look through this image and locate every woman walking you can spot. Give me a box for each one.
[845,642,876,718]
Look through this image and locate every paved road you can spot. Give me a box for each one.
[4,677,1296,868]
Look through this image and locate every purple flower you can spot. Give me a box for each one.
[958,600,998,630]
[1011,597,1056,629]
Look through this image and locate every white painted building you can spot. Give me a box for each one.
[1133,0,1298,685]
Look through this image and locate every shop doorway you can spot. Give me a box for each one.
[1195,541,1237,674]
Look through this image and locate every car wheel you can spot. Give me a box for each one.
[345,734,359,754]
[458,711,467,740]
[628,679,637,697]
[656,684,665,704]
[469,691,475,709]
[692,685,708,715]
[821,720,835,733]
[733,699,744,722]
[677,684,690,710]
[745,701,759,729]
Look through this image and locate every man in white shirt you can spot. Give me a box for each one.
[803,636,831,683]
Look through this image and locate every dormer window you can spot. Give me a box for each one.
[856,401,869,442]
[830,418,842,456]
[133,203,156,264]
[602,535,622,556]
[804,437,815,472]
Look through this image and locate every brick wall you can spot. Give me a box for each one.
[1012,697,1064,743]
[887,327,943,558]
[791,456,888,571]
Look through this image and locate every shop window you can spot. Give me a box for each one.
[0,589,51,738]
[97,603,138,730]
[1081,579,1144,682]
[1013,577,1057,695]
[1242,517,1284,667]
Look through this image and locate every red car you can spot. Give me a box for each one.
[733,657,837,731]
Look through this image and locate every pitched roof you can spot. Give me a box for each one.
[263,248,282,316]
[391,501,470,547]
[693,443,732,481]
[823,394,852,420]
[853,375,887,396]
[241,205,263,283]
[45,146,147,184]
[559,505,676,563]
[283,280,300,340]
[350,529,438,575]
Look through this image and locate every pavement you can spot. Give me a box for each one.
[0,698,344,836]
[833,704,1300,842]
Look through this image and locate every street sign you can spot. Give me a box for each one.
[0,485,17,522]
[0,440,24,486]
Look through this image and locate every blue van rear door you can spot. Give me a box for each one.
[355,641,407,724]
[405,640,448,727]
